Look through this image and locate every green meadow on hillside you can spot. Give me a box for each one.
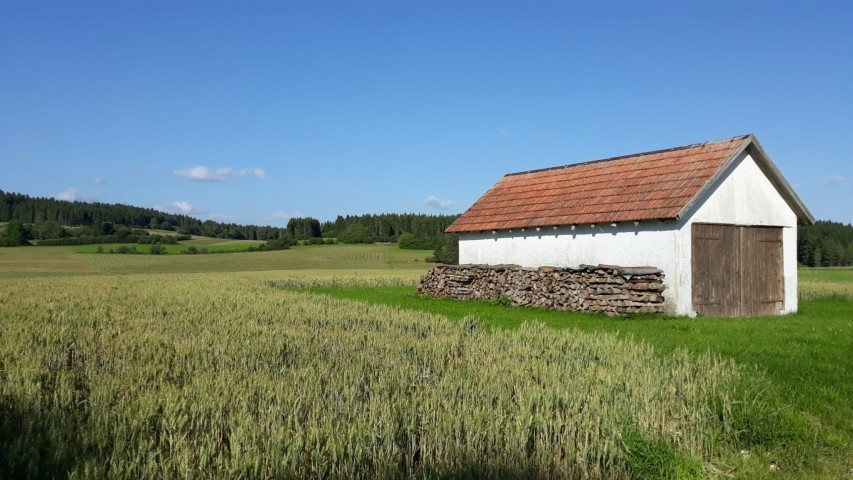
[0,242,431,278]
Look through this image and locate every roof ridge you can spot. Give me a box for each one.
[505,134,751,178]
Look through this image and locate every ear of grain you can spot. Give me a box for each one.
[1,274,757,479]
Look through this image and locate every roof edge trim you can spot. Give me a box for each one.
[747,136,815,225]
[676,134,815,226]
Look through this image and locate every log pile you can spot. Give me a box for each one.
[418,264,666,315]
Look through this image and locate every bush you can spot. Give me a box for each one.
[429,234,459,264]
[261,239,294,251]
[1,221,31,246]
[337,224,374,244]
[33,221,67,240]
[398,232,439,250]
[149,244,167,255]
[303,237,328,245]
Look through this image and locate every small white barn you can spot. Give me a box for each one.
[446,134,814,317]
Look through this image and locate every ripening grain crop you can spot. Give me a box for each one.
[0,274,759,479]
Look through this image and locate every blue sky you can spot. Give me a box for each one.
[1,1,851,225]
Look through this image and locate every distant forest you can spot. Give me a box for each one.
[2,189,850,266]
[798,220,853,267]
[0,190,458,252]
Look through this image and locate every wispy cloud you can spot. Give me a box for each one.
[821,174,844,185]
[54,188,86,201]
[170,201,195,214]
[175,165,266,182]
[92,176,107,185]
[175,166,229,181]
[238,168,266,178]
[424,196,454,210]
[154,200,201,215]
[498,128,509,136]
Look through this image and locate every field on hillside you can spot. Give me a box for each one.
[68,241,264,254]
[0,246,850,478]
[0,243,431,278]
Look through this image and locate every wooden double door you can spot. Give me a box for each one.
[691,223,784,317]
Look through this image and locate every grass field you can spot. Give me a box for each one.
[0,244,850,478]
[0,273,816,479]
[799,266,853,298]
[0,243,431,278]
[68,241,264,254]
[309,284,853,476]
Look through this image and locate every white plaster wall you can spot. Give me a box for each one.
[782,226,798,313]
[458,151,801,316]
[681,151,799,314]
[458,222,684,314]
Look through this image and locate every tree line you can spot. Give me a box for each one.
[3,190,851,267]
[0,190,290,241]
[320,213,458,245]
[0,190,459,255]
[5,189,853,267]
[798,220,853,267]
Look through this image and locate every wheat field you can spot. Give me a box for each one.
[0,273,761,479]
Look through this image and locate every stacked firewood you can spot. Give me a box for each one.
[418,264,666,315]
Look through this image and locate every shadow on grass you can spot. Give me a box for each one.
[0,393,92,479]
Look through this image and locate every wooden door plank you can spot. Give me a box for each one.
[692,224,740,316]
[740,226,784,316]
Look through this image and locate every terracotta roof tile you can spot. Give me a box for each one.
[446,135,751,233]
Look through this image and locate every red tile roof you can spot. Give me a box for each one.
[447,135,755,233]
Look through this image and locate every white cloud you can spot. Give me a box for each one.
[170,201,195,214]
[92,176,107,185]
[154,200,201,215]
[424,196,454,210]
[821,174,844,185]
[238,168,265,178]
[175,165,266,181]
[175,166,232,181]
[55,188,82,201]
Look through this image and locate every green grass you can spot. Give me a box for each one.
[1,241,849,476]
[799,266,853,283]
[67,241,264,254]
[799,267,853,298]
[68,243,184,254]
[1,273,768,479]
[0,243,434,278]
[143,228,185,235]
[308,281,853,476]
[180,236,263,247]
